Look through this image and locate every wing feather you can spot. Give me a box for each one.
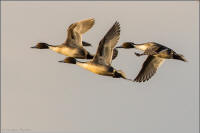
[92,22,120,65]
[66,18,95,47]
[134,56,165,82]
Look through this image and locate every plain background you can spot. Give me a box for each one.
[1,1,199,133]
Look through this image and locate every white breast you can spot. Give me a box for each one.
[49,46,77,57]
[135,45,148,51]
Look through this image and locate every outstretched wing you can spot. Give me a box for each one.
[134,56,165,82]
[65,18,95,47]
[92,22,120,65]
[73,18,95,34]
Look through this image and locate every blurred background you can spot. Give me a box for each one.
[1,1,199,133]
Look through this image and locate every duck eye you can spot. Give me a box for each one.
[167,49,171,54]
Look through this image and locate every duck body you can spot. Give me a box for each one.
[117,41,187,82]
[134,42,154,51]
[117,42,185,60]
[59,57,126,78]
[76,61,114,76]
[49,44,90,59]
[31,18,95,59]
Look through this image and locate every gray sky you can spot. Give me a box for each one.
[1,1,199,133]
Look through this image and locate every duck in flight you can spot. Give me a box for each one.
[59,22,131,81]
[31,18,95,59]
[116,42,187,82]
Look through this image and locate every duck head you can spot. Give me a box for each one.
[58,57,77,64]
[31,42,49,49]
[116,42,135,49]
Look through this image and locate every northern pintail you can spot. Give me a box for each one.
[59,22,130,81]
[117,42,187,82]
[31,18,95,59]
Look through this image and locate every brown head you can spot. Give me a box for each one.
[31,42,50,49]
[58,57,77,64]
[116,42,135,49]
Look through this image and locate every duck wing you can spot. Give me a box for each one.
[134,56,165,82]
[112,48,119,60]
[65,18,95,47]
[92,21,120,66]
[72,18,95,34]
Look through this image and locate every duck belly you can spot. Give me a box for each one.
[77,63,113,76]
[49,46,85,58]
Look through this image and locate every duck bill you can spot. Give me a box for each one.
[58,60,65,63]
[116,45,123,48]
[179,57,187,62]
[174,54,187,62]
[31,46,37,48]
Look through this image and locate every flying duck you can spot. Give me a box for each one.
[59,22,131,81]
[116,42,187,82]
[31,18,95,59]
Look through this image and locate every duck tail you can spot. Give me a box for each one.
[113,70,133,81]
[86,52,94,59]
[82,41,92,47]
